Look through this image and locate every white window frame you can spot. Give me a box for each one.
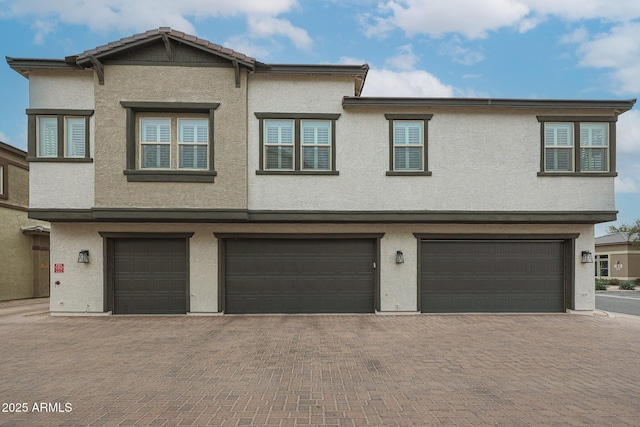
[139,117,172,170]
[544,122,574,172]
[36,116,59,158]
[178,118,209,170]
[392,120,424,172]
[538,116,616,176]
[580,122,609,173]
[27,110,93,162]
[64,116,87,158]
[300,120,331,171]
[263,119,295,171]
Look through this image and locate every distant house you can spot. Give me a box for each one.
[5,27,637,315]
[0,141,50,300]
[595,232,640,281]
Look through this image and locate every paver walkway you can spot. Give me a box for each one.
[1,312,639,426]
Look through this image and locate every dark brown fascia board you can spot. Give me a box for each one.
[26,208,617,224]
[256,63,369,76]
[76,35,255,69]
[342,97,636,113]
[120,101,219,112]
[6,57,83,78]
[0,141,27,158]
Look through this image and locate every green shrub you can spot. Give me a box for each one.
[595,280,608,290]
[609,278,620,287]
[619,281,636,290]
[634,277,640,287]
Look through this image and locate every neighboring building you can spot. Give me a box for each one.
[6,28,636,315]
[0,141,50,301]
[595,232,640,281]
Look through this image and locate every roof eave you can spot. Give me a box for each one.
[6,57,84,78]
[342,97,636,113]
[257,63,369,96]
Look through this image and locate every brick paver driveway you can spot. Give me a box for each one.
[1,311,640,426]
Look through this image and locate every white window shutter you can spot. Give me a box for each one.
[66,117,86,157]
[38,117,58,157]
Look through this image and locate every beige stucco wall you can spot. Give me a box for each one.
[93,65,248,209]
[248,77,616,212]
[28,70,95,209]
[49,222,595,314]
[596,245,640,279]
[0,209,38,300]
[0,147,49,300]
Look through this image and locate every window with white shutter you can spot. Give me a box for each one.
[65,117,86,158]
[393,121,423,171]
[120,102,218,183]
[27,109,93,161]
[256,113,339,174]
[264,120,294,170]
[178,119,208,169]
[544,123,573,172]
[384,114,432,176]
[38,117,58,158]
[537,116,615,176]
[580,123,608,172]
[140,118,171,169]
[0,162,5,199]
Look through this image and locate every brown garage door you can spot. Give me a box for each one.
[421,240,565,313]
[112,238,187,314]
[224,238,376,314]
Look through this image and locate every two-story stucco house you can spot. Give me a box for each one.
[6,28,635,315]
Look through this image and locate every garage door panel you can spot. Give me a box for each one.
[225,238,375,314]
[112,238,187,315]
[421,240,565,313]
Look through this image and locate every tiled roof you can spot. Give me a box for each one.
[75,27,255,65]
[596,232,639,245]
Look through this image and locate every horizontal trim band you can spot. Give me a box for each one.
[214,233,385,239]
[26,109,94,116]
[27,208,618,224]
[537,172,617,177]
[343,97,636,112]
[119,101,219,112]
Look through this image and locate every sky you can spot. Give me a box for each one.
[0,0,638,236]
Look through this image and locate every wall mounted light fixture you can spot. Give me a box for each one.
[395,250,404,264]
[78,249,90,263]
[580,250,593,263]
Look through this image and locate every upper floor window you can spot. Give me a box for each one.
[255,113,340,175]
[121,102,218,182]
[385,114,433,176]
[538,116,617,176]
[26,109,93,162]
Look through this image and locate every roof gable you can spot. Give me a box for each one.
[74,27,255,69]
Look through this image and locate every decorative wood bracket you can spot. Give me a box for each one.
[232,60,240,88]
[161,33,173,61]
[89,56,104,85]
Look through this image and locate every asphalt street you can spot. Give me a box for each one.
[596,291,640,316]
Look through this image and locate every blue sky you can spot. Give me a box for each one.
[1,0,639,235]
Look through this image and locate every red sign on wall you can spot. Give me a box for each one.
[54,264,64,273]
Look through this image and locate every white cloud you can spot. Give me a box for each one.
[247,15,312,51]
[361,0,640,39]
[4,0,311,52]
[617,110,640,154]
[361,68,454,97]
[338,56,367,65]
[439,37,484,65]
[223,36,272,59]
[385,44,419,71]
[364,0,530,39]
[560,26,589,44]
